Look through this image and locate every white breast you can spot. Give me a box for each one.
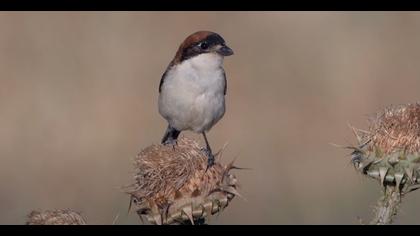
[158,53,226,133]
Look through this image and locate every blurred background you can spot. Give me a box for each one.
[2,12,420,224]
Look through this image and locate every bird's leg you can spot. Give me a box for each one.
[161,125,180,150]
[202,132,215,169]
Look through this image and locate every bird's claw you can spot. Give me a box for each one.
[163,138,177,145]
[163,138,177,150]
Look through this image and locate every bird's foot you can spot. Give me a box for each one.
[201,148,215,171]
[163,138,177,150]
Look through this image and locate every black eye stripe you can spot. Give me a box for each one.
[197,34,225,49]
[180,33,227,62]
[205,34,225,45]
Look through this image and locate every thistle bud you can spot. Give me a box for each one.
[124,137,240,225]
[26,209,87,225]
[348,103,420,224]
[351,103,420,190]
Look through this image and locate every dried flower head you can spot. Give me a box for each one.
[26,209,86,225]
[347,103,420,224]
[349,103,420,190]
[368,103,420,154]
[124,137,240,225]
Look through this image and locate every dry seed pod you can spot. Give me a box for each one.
[348,103,420,224]
[26,209,87,225]
[124,137,240,225]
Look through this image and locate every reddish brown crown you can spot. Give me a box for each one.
[173,31,216,63]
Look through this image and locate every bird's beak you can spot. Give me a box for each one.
[217,45,234,56]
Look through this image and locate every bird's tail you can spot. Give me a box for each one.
[161,125,181,144]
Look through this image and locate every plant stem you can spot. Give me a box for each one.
[370,186,401,225]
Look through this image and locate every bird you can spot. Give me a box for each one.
[158,31,234,168]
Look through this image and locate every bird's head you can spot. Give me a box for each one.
[173,31,233,64]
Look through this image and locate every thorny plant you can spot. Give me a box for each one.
[124,137,244,225]
[344,103,420,224]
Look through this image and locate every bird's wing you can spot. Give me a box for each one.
[159,70,167,93]
[159,62,173,93]
[223,69,227,95]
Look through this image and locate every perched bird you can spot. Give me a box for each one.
[158,31,234,167]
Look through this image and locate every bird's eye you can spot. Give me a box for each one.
[199,42,209,50]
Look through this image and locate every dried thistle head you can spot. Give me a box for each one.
[368,103,420,155]
[350,103,420,192]
[26,209,87,225]
[124,137,240,225]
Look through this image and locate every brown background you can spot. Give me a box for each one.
[1,12,420,224]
